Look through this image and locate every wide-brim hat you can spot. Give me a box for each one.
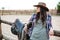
[34,2,49,11]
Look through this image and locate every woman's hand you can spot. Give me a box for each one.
[49,28,54,36]
[23,23,28,33]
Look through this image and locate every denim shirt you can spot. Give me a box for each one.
[28,13,52,37]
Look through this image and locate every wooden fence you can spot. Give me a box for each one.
[0,16,60,40]
[0,17,13,40]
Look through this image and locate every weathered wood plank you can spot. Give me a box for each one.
[0,17,3,40]
[1,20,13,26]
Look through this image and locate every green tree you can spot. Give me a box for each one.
[57,2,60,13]
[57,2,60,10]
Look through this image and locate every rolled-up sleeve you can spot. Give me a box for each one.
[29,14,36,22]
[28,14,36,36]
[47,14,52,30]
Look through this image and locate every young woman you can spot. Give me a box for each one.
[24,2,54,40]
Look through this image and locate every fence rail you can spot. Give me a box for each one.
[0,16,60,40]
[0,17,13,40]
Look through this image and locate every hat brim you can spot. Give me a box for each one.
[34,5,49,11]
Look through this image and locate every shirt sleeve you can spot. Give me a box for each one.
[47,14,53,30]
[29,14,36,22]
[28,14,36,36]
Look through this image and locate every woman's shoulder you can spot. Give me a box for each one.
[32,13,36,16]
[47,13,52,17]
[31,13,36,18]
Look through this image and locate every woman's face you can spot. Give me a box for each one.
[36,7,40,13]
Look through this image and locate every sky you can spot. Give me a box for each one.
[0,0,60,10]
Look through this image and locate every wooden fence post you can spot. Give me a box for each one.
[0,17,3,40]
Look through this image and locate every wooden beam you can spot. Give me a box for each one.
[54,30,60,37]
[0,17,3,40]
[1,20,13,26]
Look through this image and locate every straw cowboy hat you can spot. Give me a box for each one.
[34,2,49,11]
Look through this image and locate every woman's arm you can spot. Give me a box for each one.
[27,14,36,29]
[23,14,36,33]
[48,14,54,36]
[27,22,32,29]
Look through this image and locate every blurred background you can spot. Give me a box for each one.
[0,0,60,40]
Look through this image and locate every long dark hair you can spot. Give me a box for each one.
[36,7,47,25]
